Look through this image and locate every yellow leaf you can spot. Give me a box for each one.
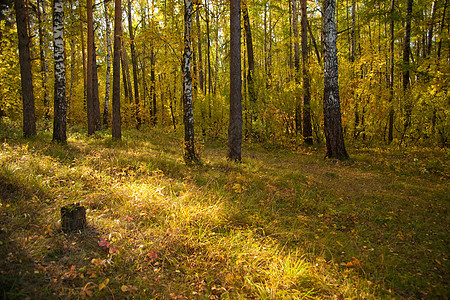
[121,285,128,292]
[99,278,109,291]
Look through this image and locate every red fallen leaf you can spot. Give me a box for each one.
[99,238,110,248]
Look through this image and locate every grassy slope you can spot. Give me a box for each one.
[0,126,448,299]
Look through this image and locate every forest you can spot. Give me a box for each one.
[0,0,449,298]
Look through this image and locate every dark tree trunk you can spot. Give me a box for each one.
[323,0,349,160]
[112,0,122,140]
[52,0,67,143]
[307,19,321,64]
[122,39,133,104]
[228,0,242,161]
[292,0,302,135]
[37,0,49,124]
[242,1,256,119]
[196,9,204,92]
[388,0,395,144]
[401,0,413,144]
[301,0,312,144]
[128,0,141,128]
[182,0,198,162]
[205,0,212,96]
[15,0,36,137]
[150,48,157,124]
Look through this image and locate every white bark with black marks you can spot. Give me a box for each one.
[323,0,348,159]
[52,0,67,142]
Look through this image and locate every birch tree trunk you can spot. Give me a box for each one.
[87,0,95,134]
[103,0,112,128]
[182,0,198,162]
[52,0,67,142]
[301,0,312,144]
[15,0,36,137]
[112,0,122,140]
[228,0,242,161]
[92,37,101,131]
[196,9,204,92]
[323,0,348,159]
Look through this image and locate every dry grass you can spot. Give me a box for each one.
[0,125,448,299]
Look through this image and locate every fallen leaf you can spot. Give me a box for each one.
[99,278,109,291]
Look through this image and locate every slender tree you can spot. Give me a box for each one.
[301,0,312,144]
[292,0,302,135]
[182,0,198,162]
[228,0,242,161]
[37,0,49,124]
[242,0,256,121]
[112,0,121,139]
[388,0,395,143]
[103,0,112,128]
[128,0,141,128]
[52,0,66,142]
[87,0,95,134]
[323,0,348,159]
[196,9,204,92]
[401,0,413,144]
[15,0,36,137]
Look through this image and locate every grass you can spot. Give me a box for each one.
[0,124,448,299]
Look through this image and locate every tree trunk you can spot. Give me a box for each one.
[87,0,95,134]
[15,0,36,137]
[292,0,302,135]
[196,9,204,92]
[112,0,122,140]
[388,0,395,144]
[122,39,133,104]
[307,19,321,64]
[228,0,242,161]
[182,0,198,162]
[128,0,141,128]
[301,0,312,144]
[37,0,50,124]
[103,0,112,128]
[79,3,87,109]
[205,0,212,96]
[52,0,67,143]
[92,37,101,131]
[150,48,157,124]
[401,0,413,144]
[323,0,348,160]
[242,0,256,121]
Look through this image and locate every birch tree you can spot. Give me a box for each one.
[323,0,348,159]
[52,0,67,142]
[182,0,198,162]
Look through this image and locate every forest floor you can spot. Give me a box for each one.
[0,124,448,299]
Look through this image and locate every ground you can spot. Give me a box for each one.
[0,125,448,299]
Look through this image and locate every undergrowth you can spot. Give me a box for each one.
[0,125,448,299]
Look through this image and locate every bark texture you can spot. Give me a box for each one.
[228,0,242,161]
[323,0,348,160]
[112,0,122,140]
[15,0,36,137]
[182,0,198,162]
[52,0,67,143]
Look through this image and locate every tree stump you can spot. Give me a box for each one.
[61,203,86,233]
